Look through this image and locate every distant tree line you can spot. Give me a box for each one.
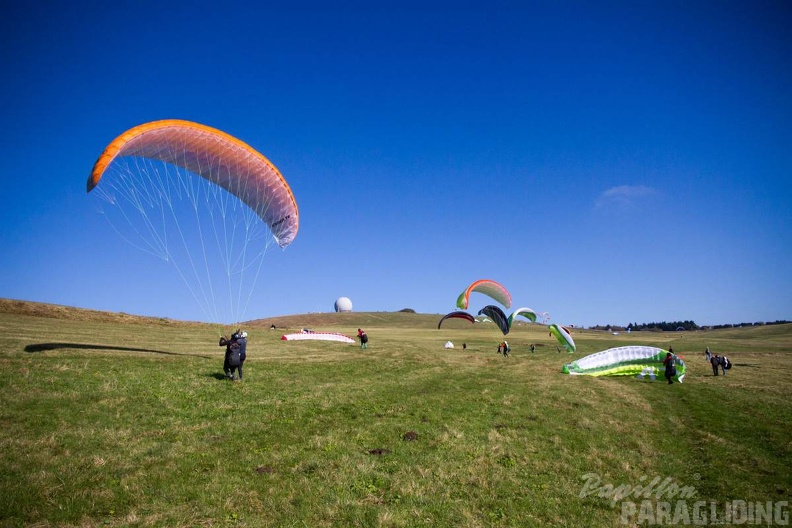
[589,321,699,332]
[703,320,791,330]
[628,321,699,331]
[589,320,790,331]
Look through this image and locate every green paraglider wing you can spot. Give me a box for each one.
[562,346,686,383]
[549,323,576,353]
[477,305,510,335]
[508,307,537,328]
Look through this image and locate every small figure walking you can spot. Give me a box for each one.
[530,344,536,353]
[663,352,677,385]
[357,328,368,349]
[705,347,711,362]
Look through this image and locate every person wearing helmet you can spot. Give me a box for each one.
[235,331,248,380]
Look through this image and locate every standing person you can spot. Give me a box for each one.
[710,354,721,376]
[497,342,503,355]
[219,331,239,380]
[530,344,536,353]
[502,341,510,357]
[357,328,368,349]
[705,347,712,362]
[719,354,728,376]
[663,352,677,385]
[235,330,248,380]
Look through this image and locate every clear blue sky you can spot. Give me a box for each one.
[1,2,790,327]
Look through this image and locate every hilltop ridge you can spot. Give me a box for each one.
[0,298,443,330]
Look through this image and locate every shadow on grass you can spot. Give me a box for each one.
[24,342,212,359]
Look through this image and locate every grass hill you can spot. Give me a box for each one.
[1,298,790,527]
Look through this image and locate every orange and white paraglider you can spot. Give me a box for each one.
[456,279,512,310]
[88,119,298,247]
[88,119,298,324]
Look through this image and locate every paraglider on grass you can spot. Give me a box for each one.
[281,332,355,344]
[562,346,687,383]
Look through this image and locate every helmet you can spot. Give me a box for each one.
[231,332,239,340]
[241,331,248,338]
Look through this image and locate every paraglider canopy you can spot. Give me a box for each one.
[477,305,510,335]
[88,119,299,248]
[508,307,537,328]
[87,119,298,324]
[456,279,512,310]
[549,324,576,353]
[281,332,355,344]
[562,346,686,383]
[438,311,475,329]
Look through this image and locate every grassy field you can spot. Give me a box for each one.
[0,299,790,527]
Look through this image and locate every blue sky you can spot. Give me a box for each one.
[1,1,790,327]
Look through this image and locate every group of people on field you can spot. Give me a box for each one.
[660,344,734,386]
[705,346,731,376]
[497,341,511,357]
[217,327,372,381]
[215,328,736,385]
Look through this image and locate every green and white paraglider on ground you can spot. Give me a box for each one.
[562,346,686,383]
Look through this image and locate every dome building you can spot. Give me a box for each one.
[334,297,353,312]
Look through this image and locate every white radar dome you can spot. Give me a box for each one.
[334,297,353,312]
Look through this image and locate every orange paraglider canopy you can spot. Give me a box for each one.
[88,119,299,248]
[456,279,512,310]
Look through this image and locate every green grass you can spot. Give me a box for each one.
[0,301,790,527]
